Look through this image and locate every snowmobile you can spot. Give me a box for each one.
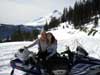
[10,47,45,75]
[47,54,69,75]
[10,47,69,75]
[10,46,100,75]
[61,46,100,75]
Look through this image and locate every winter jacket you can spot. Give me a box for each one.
[27,39,57,59]
[46,40,57,59]
[27,39,48,52]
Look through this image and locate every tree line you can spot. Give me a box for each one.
[0,26,40,43]
[44,0,100,30]
[60,0,100,28]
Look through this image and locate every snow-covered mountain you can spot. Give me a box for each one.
[24,10,62,26]
[0,10,62,41]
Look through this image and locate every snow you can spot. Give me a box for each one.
[0,42,38,75]
[49,22,100,59]
[1,19,100,75]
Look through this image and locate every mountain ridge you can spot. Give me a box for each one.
[24,10,62,26]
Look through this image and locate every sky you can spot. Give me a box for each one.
[0,0,78,24]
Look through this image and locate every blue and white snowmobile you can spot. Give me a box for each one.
[10,45,100,75]
[61,46,100,75]
[10,47,46,75]
[10,47,69,75]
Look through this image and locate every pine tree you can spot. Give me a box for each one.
[0,36,2,43]
[61,0,100,28]
[44,21,48,31]
[61,8,68,22]
[48,17,60,29]
[11,26,23,41]
[94,16,98,27]
[67,6,73,24]
[32,29,40,39]
[73,2,80,28]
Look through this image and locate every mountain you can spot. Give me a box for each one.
[0,24,42,41]
[24,10,62,26]
[0,10,62,42]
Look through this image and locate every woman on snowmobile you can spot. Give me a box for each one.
[10,31,49,75]
[46,32,57,60]
[26,32,58,61]
[45,32,58,73]
[26,31,48,61]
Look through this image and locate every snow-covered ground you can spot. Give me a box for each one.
[1,20,100,75]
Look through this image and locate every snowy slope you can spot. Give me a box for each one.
[1,28,100,75]
[1,18,100,75]
[0,40,67,75]
[49,25,100,59]
[0,38,100,75]
[24,10,62,26]
[0,42,31,75]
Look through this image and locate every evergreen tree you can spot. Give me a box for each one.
[32,29,40,39]
[61,8,68,22]
[60,0,100,28]
[22,32,33,41]
[0,37,2,43]
[73,1,80,28]
[11,26,23,41]
[48,17,60,29]
[44,21,48,31]
[67,6,73,24]
[94,16,98,27]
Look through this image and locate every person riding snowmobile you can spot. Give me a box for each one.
[24,32,58,74]
[46,32,58,60]
[26,31,48,61]
[25,31,58,61]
